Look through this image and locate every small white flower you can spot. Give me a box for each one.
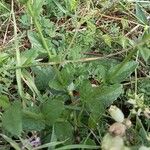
[139,146,150,150]
[67,82,75,92]
[144,108,150,119]
[101,133,124,150]
[123,119,132,129]
[109,105,124,123]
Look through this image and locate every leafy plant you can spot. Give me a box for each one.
[0,0,150,149]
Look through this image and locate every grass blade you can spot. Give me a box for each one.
[0,134,21,150]
[55,144,100,150]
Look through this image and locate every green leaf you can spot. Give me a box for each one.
[97,84,123,107]
[49,65,75,91]
[2,101,22,136]
[21,49,38,66]
[140,47,150,62]
[80,81,123,108]
[19,0,28,5]
[22,69,41,97]
[27,31,44,51]
[54,121,73,143]
[49,78,64,91]
[88,115,99,129]
[69,0,78,11]
[23,115,45,131]
[89,84,123,121]
[33,66,55,91]
[19,14,30,27]
[80,81,123,120]
[139,32,150,62]
[0,53,9,65]
[88,60,118,82]
[80,80,93,102]
[30,0,45,17]
[119,36,130,49]
[0,95,10,109]
[136,3,148,25]
[52,0,67,14]
[102,34,112,47]
[108,61,138,83]
[22,106,45,131]
[41,99,64,125]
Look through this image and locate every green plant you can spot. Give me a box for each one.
[0,0,150,149]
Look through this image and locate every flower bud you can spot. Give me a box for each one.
[123,119,132,128]
[101,133,124,150]
[109,105,124,123]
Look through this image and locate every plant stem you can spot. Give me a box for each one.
[11,0,23,98]
[134,51,139,95]
[26,1,52,60]
[7,37,150,71]
[26,1,64,85]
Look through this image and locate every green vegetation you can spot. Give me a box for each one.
[0,0,150,149]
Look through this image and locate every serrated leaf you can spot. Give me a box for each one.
[49,65,74,91]
[49,76,64,91]
[19,14,30,27]
[29,0,45,17]
[80,80,93,102]
[97,84,123,107]
[80,81,123,107]
[21,49,38,66]
[27,31,44,51]
[70,0,78,11]
[80,81,123,121]
[136,3,148,25]
[108,61,138,83]
[54,121,73,143]
[52,0,67,14]
[23,115,45,131]
[2,102,22,136]
[32,66,55,91]
[22,106,45,131]
[89,84,123,121]
[41,99,64,125]
[88,59,118,82]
